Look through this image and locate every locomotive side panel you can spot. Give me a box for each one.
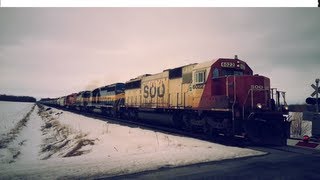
[182,83,192,108]
[198,64,229,110]
[99,88,116,106]
[89,88,100,107]
[75,91,91,109]
[94,83,125,107]
[57,96,66,107]
[125,88,141,107]
[141,71,169,108]
[190,62,212,108]
[82,91,91,107]
[181,64,197,108]
[168,78,182,108]
[75,92,83,107]
[125,78,143,107]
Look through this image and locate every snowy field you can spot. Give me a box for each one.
[0,101,35,135]
[0,102,265,179]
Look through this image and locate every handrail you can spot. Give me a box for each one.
[242,88,270,120]
[232,76,236,133]
[242,88,252,120]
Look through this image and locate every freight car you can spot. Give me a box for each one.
[39,56,290,145]
[65,93,77,109]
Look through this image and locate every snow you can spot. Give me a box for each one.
[0,102,265,179]
[0,101,34,135]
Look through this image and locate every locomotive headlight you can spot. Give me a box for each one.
[284,106,289,111]
[256,103,262,109]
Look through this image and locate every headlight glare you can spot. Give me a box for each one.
[256,103,262,109]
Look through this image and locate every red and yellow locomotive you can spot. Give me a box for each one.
[124,55,290,145]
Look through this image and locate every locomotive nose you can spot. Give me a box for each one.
[234,75,270,110]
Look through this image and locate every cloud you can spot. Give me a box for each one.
[0,8,319,104]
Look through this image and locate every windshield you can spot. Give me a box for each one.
[221,69,243,76]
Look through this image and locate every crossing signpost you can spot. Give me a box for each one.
[310,79,320,138]
[311,79,320,113]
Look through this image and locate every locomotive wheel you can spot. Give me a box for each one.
[204,123,218,139]
[128,110,133,120]
[182,114,192,131]
[204,115,224,139]
[203,116,216,139]
[128,110,138,121]
[173,113,183,130]
[111,110,120,118]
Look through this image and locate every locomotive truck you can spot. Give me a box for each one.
[40,56,290,145]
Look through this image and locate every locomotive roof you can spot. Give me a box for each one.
[194,57,251,71]
[163,63,198,72]
[126,57,251,83]
[193,59,216,70]
[128,74,151,82]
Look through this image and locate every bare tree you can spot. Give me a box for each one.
[291,112,302,138]
[290,112,312,138]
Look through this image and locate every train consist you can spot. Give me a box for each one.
[40,56,290,145]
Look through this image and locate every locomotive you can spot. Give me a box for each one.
[40,56,290,145]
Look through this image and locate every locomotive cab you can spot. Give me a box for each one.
[194,56,290,145]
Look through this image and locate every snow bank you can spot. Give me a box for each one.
[0,103,265,179]
[0,101,34,135]
[0,104,39,164]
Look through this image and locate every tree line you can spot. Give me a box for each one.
[289,104,317,112]
[0,94,36,103]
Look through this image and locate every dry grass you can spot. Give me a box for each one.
[38,105,95,160]
[63,139,95,157]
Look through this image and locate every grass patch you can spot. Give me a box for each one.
[38,105,95,159]
[63,139,95,157]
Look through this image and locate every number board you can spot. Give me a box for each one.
[221,62,235,68]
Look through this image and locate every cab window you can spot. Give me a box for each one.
[195,70,206,84]
[222,69,243,76]
[212,68,219,79]
[234,71,243,76]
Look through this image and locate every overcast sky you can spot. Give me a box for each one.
[0,8,319,104]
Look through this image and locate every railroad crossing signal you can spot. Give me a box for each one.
[311,83,320,97]
[306,97,320,105]
[310,79,320,114]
